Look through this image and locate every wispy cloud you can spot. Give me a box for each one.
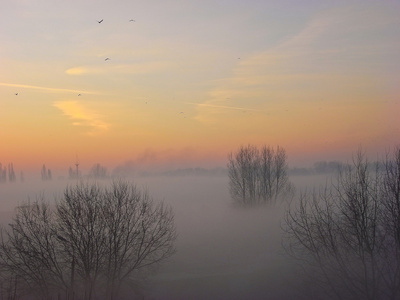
[275,15,332,53]
[65,61,174,76]
[185,102,259,112]
[53,100,109,134]
[0,82,99,95]
[191,17,333,123]
[194,5,400,124]
[65,67,104,76]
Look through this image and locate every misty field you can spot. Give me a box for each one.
[0,173,330,299]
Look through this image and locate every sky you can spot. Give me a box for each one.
[1,0,399,174]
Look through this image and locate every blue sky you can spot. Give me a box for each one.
[1,0,399,172]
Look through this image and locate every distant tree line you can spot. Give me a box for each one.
[41,164,52,181]
[289,160,390,176]
[313,161,348,173]
[88,163,108,179]
[67,163,109,180]
[0,163,17,183]
[227,145,293,205]
[155,167,227,177]
[289,161,350,176]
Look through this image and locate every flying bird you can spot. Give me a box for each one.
[104,58,110,61]
[78,94,81,96]
[129,19,135,22]
[15,93,18,96]
[97,19,103,23]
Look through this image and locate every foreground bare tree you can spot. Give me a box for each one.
[0,181,176,300]
[380,147,400,298]
[0,201,65,299]
[284,148,400,299]
[228,144,292,205]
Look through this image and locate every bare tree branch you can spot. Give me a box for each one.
[228,144,293,205]
[0,181,176,300]
[284,148,400,299]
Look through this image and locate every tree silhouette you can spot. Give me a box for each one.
[0,181,176,300]
[41,165,52,181]
[0,163,10,183]
[8,163,16,182]
[88,163,108,179]
[284,148,400,299]
[227,144,293,205]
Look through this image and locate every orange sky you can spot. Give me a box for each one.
[1,0,399,175]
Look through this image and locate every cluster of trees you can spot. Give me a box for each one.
[1,162,111,182]
[5,144,400,299]
[88,163,108,179]
[0,181,176,300]
[284,148,400,299]
[68,163,108,180]
[41,164,52,181]
[0,163,16,183]
[227,145,293,205]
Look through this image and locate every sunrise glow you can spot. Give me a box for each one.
[1,0,399,174]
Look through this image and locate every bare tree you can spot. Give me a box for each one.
[228,144,292,205]
[0,201,67,299]
[0,181,176,300]
[88,163,108,179]
[56,183,108,300]
[380,147,400,298]
[8,164,16,182]
[41,164,47,180]
[0,163,6,183]
[101,182,176,299]
[258,146,275,200]
[41,165,52,181]
[273,146,290,199]
[228,145,259,205]
[284,149,400,299]
[0,163,16,183]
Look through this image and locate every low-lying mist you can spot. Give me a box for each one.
[0,173,331,299]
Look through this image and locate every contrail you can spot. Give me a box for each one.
[0,82,100,95]
[184,101,259,112]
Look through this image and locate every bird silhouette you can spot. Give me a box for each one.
[129,19,135,22]
[97,19,103,23]
[78,94,81,96]
[105,58,110,61]
[15,93,18,96]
